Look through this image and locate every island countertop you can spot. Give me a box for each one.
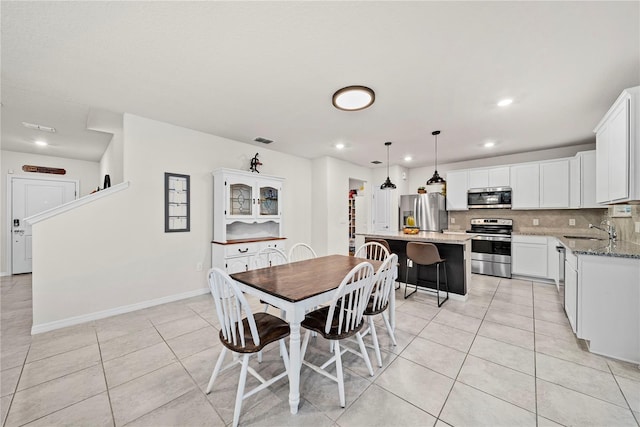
[359,231,474,244]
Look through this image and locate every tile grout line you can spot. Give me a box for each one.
[433,278,502,423]
[1,342,30,427]
[531,280,539,427]
[606,362,639,423]
[95,328,117,427]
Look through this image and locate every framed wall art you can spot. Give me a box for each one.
[165,172,190,232]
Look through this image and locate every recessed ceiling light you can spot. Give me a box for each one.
[404,156,412,161]
[332,86,375,111]
[34,140,48,146]
[497,98,513,107]
[484,141,495,148]
[335,143,345,150]
[22,122,56,133]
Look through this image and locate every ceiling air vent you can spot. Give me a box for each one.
[254,137,273,144]
[22,122,56,133]
[371,160,382,164]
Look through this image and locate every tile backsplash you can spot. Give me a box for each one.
[606,204,640,244]
[448,208,606,234]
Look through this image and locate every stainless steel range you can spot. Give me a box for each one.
[467,218,512,278]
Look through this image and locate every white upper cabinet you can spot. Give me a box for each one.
[488,167,510,187]
[445,170,469,211]
[539,159,570,208]
[468,166,510,189]
[212,168,284,243]
[510,163,540,209]
[594,86,640,204]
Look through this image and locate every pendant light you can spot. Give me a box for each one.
[426,130,446,191]
[380,141,396,189]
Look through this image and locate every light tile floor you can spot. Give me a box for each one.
[1,273,639,426]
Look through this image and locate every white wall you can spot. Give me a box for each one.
[408,142,596,191]
[31,114,312,328]
[99,132,124,186]
[312,156,371,256]
[1,150,100,275]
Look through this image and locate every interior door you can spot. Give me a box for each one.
[11,177,77,274]
[373,188,391,232]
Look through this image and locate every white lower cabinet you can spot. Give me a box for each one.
[512,235,548,278]
[564,251,578,333]
[212,240,286,274]
[577,254,639,363]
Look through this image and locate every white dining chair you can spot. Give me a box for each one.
[205,268,290,427]
[361,253,398,367]
[299,261,376,407]
[252,246,288,269]
[354,241,389,262]
[287,243,317,262]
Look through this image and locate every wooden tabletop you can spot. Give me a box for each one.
[231,254,383,302]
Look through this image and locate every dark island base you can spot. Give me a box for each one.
[367,238,467,296]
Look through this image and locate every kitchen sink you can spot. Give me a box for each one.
[563,235,605,241]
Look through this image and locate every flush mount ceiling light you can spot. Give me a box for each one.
[335,143,345,150]
[380,142,396,190]
[404,155,413,162]
[484,141,495,148]
[22,121,56,133]
[332,86,375,111]
[34,140,48,146]
[497,98,513,107]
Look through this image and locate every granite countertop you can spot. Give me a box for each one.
[512,229,640,259]
[360,231,474,244]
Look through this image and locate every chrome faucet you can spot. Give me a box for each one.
[589,222,617,242]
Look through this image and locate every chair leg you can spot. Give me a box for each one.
[232,354,250,427]
[334,340,346,408]
[404,262,417,299]
[381,312,397,346]
[368,316,382,367]
[206,347,228,394]
[279,339,290,372]
[257,350,263,363]
[437,262,449,307]
[355,332,375,376]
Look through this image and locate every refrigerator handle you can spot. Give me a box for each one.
[415,195,422,230]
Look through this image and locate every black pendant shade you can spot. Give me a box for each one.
[426,130,446,185]
[380,141,396,189]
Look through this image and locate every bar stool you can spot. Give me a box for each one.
[405,242,449,307]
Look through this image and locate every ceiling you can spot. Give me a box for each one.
[2,1,639,168]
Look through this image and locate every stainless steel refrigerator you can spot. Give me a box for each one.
[399,193,447,232]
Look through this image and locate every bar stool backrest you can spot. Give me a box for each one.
[366,238,391,254]
[406,242,443,266]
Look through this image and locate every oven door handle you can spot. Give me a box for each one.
[472,235,511,242]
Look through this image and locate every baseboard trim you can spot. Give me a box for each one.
[31,287,210,335]
[0,272,10,277]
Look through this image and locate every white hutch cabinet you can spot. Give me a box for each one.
[211,168,285,273]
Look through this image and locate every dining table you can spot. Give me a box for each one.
[230,254,389,414]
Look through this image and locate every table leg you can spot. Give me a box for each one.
[288,322,301,414]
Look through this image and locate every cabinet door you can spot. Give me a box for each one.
[607,98,630,202]
[595,125,610,203]
[372,188,392,232]
[226,257,249,274]
[468,169,488,189]
[512,242,548,277]
[488,167,510,187]
[564,261,578,333]
[226,175,256,218]
[540,159,569,208]
[445,170,469,211]
[580,151,599,208]
[569,156,581,208]
[510,164,540,209]
[258,179,281,217]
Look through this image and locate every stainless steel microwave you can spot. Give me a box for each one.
[467,187,512,209]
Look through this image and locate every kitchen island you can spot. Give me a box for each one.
[361,231,473,298]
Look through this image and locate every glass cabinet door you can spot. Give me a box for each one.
[259,185,279,216]
[229,183,253,216]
